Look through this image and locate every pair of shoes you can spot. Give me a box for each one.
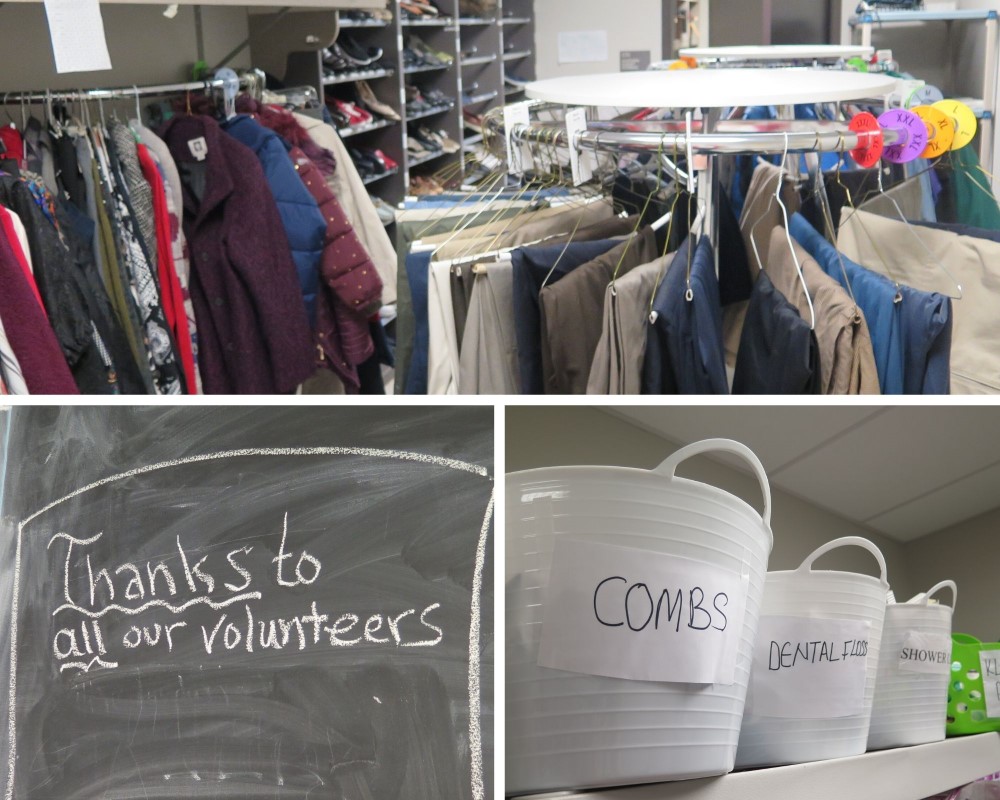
[400,1,442,20]
[409,175,445,195]
[405,35,454,68]
[329,98,374,128]
[355,80,401,121]
[370,194,396,226]
[417,126,460,154]
[459,0,496,16]
[351,148,399,178]
[341,9,393,24]
[324,36,383,68]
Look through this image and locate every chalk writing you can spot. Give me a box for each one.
[46,513,445,675]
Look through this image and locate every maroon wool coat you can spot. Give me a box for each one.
[290,146,383,389]
[0,226,78,394]
[160,115,315,394]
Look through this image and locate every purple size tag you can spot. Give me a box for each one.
[878,109,927,164]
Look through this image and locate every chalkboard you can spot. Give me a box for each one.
[0,407,493,800]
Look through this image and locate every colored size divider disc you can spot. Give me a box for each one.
[849,112,883,168]
[879,108,927,163]
[910,84,944,107]
[913,105,955,158]
[933,99,978,150]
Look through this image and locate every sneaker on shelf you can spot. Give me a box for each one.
[432,129,461,154]
[371,149,399,171]
[338,34,383,65]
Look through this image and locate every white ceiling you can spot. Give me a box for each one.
[608,407,1000,542]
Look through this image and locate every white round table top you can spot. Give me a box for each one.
[679,44,875,61]
[524,68,899,108]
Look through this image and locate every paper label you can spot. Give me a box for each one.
[503,102,532,176]
[538,538,749,685]
[557,30,609,64]
[898,631,952,675]
[43,0,112,74]
[980,651,1000,718]
[564,107,593,187]
[749,616,871,718]
[188,138,208,162]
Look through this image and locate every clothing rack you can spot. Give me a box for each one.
[489,115,904,159]
[0,71,263,106]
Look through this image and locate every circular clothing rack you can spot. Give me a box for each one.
[524,68,900,109]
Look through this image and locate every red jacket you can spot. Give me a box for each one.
[290,146,383,390]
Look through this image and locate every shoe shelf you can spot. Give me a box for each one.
[462,53,498,66]
[338,118,398,139]
[503,49,532,60]
[464,89,498,104]
[361,166,401,186]
[406,148,452,168]
[323,67,395,85]
[404,62,454,74]
[337,17,391,29]
[402,17,456,26]
[280,0,533,207]
[408,103,456,121]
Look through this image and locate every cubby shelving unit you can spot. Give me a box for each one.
[279,0,533,208]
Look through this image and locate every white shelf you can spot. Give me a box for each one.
[515,734,1000,800]
[680,45,874,62]
[850,9,998,26]
[525,69,900,108]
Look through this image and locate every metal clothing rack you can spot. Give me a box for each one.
[0,70,265,107]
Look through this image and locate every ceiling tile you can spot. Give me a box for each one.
[608,407,883,472]
[864,461,1000,541]
[764,408,1000,523]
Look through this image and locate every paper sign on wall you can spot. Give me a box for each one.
[898,631,952,675]
[979,651,1000,718]
[538,538,749,685]
[557,31,609,65]
[43,0,113,74]
[748,616,871,718]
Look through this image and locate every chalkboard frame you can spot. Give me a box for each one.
[5,446,494,800]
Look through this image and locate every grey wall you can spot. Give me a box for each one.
[0,5,250,94]
[506,406,911,591]
[534,0,663,79]
[901,506,1000,641]
[708,0,771,47]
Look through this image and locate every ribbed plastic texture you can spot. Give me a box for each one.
[868,599,953,750]
[506,459,772,795]
[947,635,1000,736]
[736,543,888,768]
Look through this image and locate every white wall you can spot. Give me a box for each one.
[533,0,663,79]
[901,506,1000,641]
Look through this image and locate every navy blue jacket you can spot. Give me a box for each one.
[223,115,325,326]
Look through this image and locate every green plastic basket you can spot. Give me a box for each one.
[947,634,1000,736]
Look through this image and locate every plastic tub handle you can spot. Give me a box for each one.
[654,438,772,529]
[908,579,957,612]
[797,536,889,586]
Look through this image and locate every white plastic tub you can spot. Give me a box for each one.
[868,580,956,750]
[736,537,890,768]
[506,439,773,795]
